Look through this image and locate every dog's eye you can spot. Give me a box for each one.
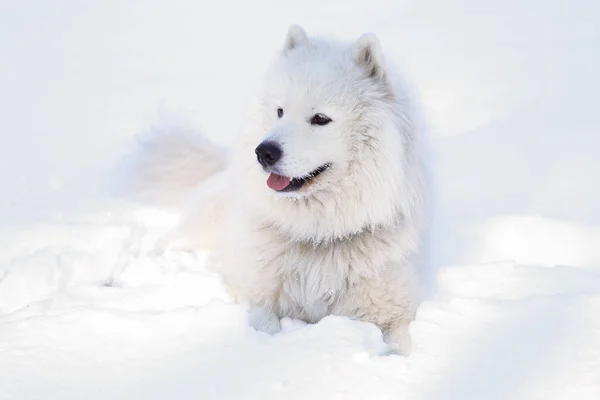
[277,108,284,118]
[310,113,332,126]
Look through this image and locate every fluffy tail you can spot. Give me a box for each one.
[117,122,228,209]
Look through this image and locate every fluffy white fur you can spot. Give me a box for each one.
[125,25,430,354]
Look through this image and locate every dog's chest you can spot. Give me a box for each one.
[259,232,393,322]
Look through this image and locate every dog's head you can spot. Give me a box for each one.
[239,25,423,241]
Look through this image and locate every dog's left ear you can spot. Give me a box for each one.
[353,33,386,81]
[283,24,309,51]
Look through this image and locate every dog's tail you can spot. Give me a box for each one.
[116,122,228,209]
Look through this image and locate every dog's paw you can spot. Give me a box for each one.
[247,306,282,335]
[383,322,412,356]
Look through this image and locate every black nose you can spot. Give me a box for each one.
[255,141,282,168]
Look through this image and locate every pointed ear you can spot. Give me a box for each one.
[283,24,309,51]
[353,33,386,80]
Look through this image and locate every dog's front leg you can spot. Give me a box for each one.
[247,305,282,334]
[382,321,412,355]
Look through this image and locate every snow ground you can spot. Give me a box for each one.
[1,1,599,399]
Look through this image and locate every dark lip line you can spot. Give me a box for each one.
[276,163,331,192]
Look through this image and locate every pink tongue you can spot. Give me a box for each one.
[267,173,291,191]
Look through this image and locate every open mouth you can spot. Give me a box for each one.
[266,163,331,192]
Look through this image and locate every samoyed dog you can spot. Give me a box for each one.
[126,25,430,354]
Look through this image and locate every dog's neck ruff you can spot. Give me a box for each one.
[271,212,405,247]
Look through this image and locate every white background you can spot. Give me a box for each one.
[1,1,599,399]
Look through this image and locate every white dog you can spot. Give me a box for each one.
[126,25,430,354]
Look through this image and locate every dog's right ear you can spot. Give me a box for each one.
[283,24,309,51]
[353,33,386,81]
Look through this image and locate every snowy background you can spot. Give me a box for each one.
[1,0,599,399]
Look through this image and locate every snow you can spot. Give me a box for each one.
[1,0,600,399]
